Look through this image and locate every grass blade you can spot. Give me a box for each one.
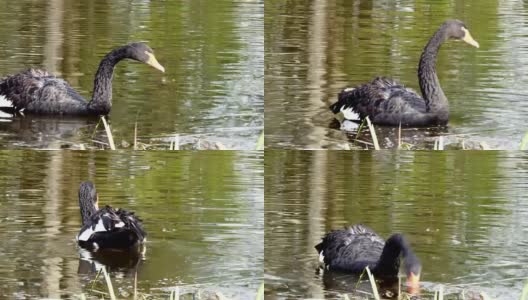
[101,266,117,300]
[256,283,264,300]
[365,117,380,150]
[521,131,528,150]
[398,122,402,149]
[170,287,179,300]
[438,286,444,300]
[134,121,138,150]
[100,116,116,150]
[521,279,528,300]
[365,266,380,300]
[256,131,264,150]
[354,118,367,142]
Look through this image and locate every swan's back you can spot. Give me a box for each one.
[77,205,146,250]
[0,69,89,115]
[330,77,445,126]
[315,224,385,272]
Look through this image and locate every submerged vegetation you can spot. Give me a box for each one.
[80,116,262,150]
[338,116,526,150]
[76,267,264,300]
[339,271,528,300]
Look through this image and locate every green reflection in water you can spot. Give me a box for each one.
[0,151,263,298]
[0,0,263,149]
[265,0,528,149]
[265,151,528,299]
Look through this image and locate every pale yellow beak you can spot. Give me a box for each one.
[462,27,479,48]
[145,51,165,73]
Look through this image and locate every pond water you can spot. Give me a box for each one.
[0,151,263,299]
[265,0,528,150]
[0,0,263,150]
[265,151,528,299]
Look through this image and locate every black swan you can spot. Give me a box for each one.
[0,42,164,116]
[76,181,146,251]
[330,20,479,127]
[315,224,421,293]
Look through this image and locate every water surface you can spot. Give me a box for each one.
[0,0,263,150]
[0,151,263,298]
[265,0,528,149]
[265,151,528,299]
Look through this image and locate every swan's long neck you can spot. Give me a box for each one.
[374,234,403,277]
[418,27,448,114]
[87,47,126,114]
[79,183,98,226]
[374,234,420,278]
[80,202,97,226]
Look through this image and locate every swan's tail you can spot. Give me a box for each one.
[330,88,356,114]
[330,77,403,120]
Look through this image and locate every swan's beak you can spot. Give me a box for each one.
[406,272,420,295]
[145,51,166,73]
[462,27,479,48]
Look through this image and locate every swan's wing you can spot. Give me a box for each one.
[116,208,147,241]
[0,69,87,114]
[330,77,428,125]
[76,206,125,242]
[1,69,47,108]
[315,225,385,272]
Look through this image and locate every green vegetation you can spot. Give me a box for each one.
[256,131,264,150]
[365,117,380,150]
[76,269,264,300]
[520,131,528,150]
[339,272,528,300]
[82,116,229,150]
[365,267,380,300]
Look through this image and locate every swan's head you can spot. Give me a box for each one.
[403,251,422,295]
[386,233,422,294]
[126,42,166,73]
[79,181,99,225]
[443,19,479,48]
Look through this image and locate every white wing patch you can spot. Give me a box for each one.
[115,221,125,228]
[94,218,107,232]
[0,95,12,106]
[340,106,358,120]
[77,226,94,241]
[77,217,114,241]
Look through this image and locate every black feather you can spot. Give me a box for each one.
[315,224,421,280]
[77,182,146,251]
[330,20,478,127]
[0,42,163,116]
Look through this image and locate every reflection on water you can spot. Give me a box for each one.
[0,0,263,150]
[77,247,144,276]
[265,0,528,149]
[0,151,263,298]
[265,151,528,299]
